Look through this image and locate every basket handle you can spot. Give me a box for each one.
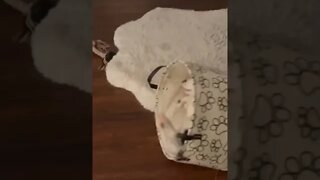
[147,65,166,89]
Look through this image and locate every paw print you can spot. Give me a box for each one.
[198,76,210,89]
[196,153,210,161]
[210,116,228,135]
[210,154,227,166]
[212,76,227,93]
[197,116,209,132]
[297,107,320,141]
[222,143,227,155]
[279,151,320,180]
[198,91,216,113]
[248,153,276,180]
[250,93,291,143]
[284,57,320,95]
[218,97,227,112]
[188,134,209,152]
[252,58,278,86]
[209,154,221,165]
[210,139,222,153]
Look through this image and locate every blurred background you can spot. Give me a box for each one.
[0,1,91,179]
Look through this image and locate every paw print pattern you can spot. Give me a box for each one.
[210,153,227,166]
[250,93,291,143]
[198,91,216,113]
[222,143,227,155]
[196,153,210,161]
[188,134,209,152]
[210,116,228,135]
[209,154,222,165]
[248,153,276,180]
[297,107,320,141]
[284,57,320,95]
[198,76,210,89]
[197,116,209,132]
[210,139,222,153]
[218,97,227,112]
[279,151,320,180]
[252,58,278,86]
[212,77,227,93]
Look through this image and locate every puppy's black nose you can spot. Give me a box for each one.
[105,51,116,62]
[98,51,117,71]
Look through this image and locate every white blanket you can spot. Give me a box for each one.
[106,8,227,111]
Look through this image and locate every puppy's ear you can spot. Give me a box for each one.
[92,40,117,70]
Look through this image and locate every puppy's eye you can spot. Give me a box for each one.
[177,100,181,103]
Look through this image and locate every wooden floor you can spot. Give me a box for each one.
[93,0,227,179]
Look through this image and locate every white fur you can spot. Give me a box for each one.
[106,2,320,111]
[30,0,91,93]
[106,8,227,111]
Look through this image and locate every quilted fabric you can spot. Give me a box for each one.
[155,61,228,170]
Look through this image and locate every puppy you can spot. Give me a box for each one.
[156,113,201,161]
[156,78,199,161]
